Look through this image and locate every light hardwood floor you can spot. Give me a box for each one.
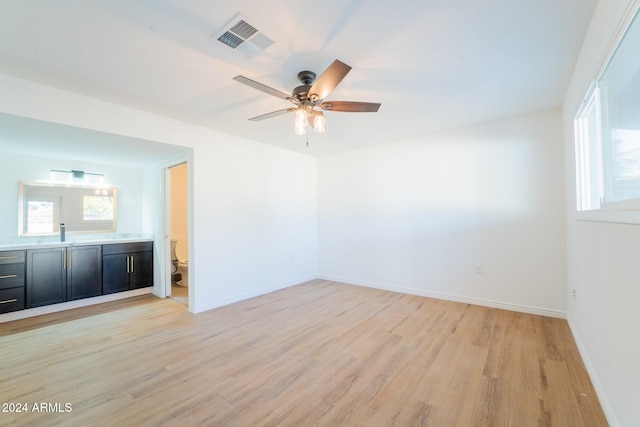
[0,280,607,426]
[170,283,188,306]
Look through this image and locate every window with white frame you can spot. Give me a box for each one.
[575,8,640,213]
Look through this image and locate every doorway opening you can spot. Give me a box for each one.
[167,162,189,306]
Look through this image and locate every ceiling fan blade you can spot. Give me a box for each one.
[233,75,292,100]
[308,60,352,101]
[320,101,381,112]
[248,108,296,121]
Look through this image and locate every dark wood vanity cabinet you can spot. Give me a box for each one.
[26,245,102,308]
[0,250,26,314]
[1,241,152,314]
[103,242,153,294]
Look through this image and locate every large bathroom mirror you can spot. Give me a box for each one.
[18,182,118,236]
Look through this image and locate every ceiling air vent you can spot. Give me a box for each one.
[213,13,274,60]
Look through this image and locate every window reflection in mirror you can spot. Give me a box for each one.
[19,182,117,236]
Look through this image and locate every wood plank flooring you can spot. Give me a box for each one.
[0,280,607,426]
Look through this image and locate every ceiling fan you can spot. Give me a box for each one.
[233,59,381,135]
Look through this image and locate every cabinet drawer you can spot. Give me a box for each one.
[0,263,25,290]
[0,250,26,265]
[102,241,153,256]
[0,287,25,314]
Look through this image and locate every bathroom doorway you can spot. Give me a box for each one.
[167,162,189,306]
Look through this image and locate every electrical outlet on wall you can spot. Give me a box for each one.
[475,265,483,274]
[572,289,577,299]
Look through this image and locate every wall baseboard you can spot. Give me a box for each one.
[0,287,153,323]
[318,275,567,319]
[191,274,317,314]
[566,314,620,427]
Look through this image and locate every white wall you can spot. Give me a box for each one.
[0,73,318,313]
[563,0,640,426]
[318,110,566,316]
[0,152,146,243]
[193,138,317,310]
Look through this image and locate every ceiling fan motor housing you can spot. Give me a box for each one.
[293,71,316,102]
[292,84,312,101]
[297,71,316,85]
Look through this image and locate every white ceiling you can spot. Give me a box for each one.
[0,0,597,157]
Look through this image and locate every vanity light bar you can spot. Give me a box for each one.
[50,169,105,184]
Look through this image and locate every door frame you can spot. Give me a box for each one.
[162,153,193,309]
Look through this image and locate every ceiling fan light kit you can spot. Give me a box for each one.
[312,110,326,133]
[294,107,308,135]
[233,59,381,136]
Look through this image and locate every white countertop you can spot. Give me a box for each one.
[0,234,154,251]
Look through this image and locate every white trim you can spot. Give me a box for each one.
[318,275,566,319]
[161,152,191,305]
[576,209,640,225]
[191,274,316,314]
[0,287,153,323]
[566,314,620,427]
[162,166,171,300]
[593,0,640,81]
[599,196,640,211]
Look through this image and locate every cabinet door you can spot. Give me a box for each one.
[129,251,153,289]
[103,254,130,294]
[0,262,25,290]
[0,287,25,314]
[67,246,102,301]
[0,260,25,313]
[27,248,67,308]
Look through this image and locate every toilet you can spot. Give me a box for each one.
[175,238,188,287]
